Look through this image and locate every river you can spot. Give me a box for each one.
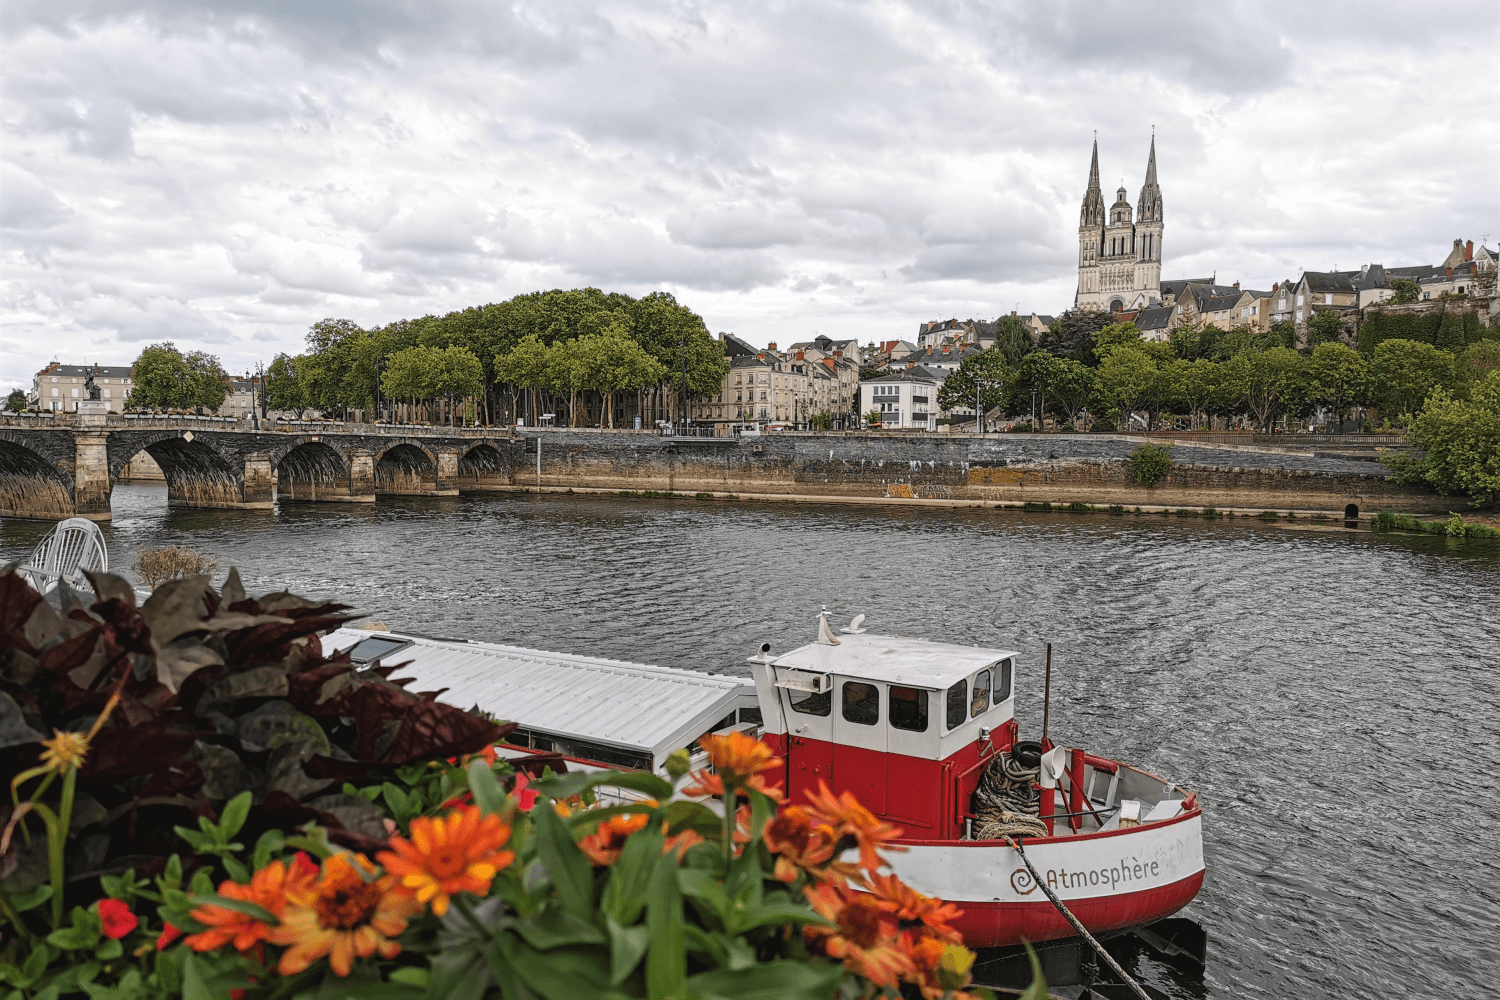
[4,484,1498,998]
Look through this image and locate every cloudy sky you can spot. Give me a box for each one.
[3,1,1496,392]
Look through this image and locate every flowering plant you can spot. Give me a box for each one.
[0,568,1039,998]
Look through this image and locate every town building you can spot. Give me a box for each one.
[1075,136,1164,313]
[856,365,946,430]
[30,363,134,411]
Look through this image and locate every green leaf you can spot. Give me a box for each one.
[387,968,428,988]
[221,857,250,883]
[600,823,662,926]
[189,870,215,896]
[532,806,593,920]
[1017,941,1050,1000]
[677,868,731,928]
[512,907,606,950]
[566,803,657,835]
[661,800,724,840]
[494,934,622,1000]
[218,792,253,840]
[46,928,91,951]
[8,884,53,912]
[381,783,412,822]
[605,916,650,987]
[94,938,124,960]
[251,829,285,871]
[162,854,183,889]
[188,894,281,926]
[645,853,686,1000]
[154,950,182,994]
[685,961,844,1000]
[731,902,829,936]
[173,827,210,850]
[180,955,213,1000]
[467,759,509,817]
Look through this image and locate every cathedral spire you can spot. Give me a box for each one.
[1080,138,1105,228]
[1137,134,1163,223]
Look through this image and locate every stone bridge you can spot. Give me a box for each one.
[0,413,525,521]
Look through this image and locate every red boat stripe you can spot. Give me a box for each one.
[949,871,1205,949]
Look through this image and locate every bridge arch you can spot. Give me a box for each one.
[459,442,509,487]
[274,441,352,502]
[0,437,74,519]
[375,442,437,495]
[107,431,247,509]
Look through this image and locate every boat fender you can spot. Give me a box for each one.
[1011,740,1043,769]
[1180,792,1198,813]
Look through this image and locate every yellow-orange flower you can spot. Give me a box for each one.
[690,732,785,802]
[185,859,314,953]
[906,936,978,999]
[377,805,514,917]
[803,881,912,988]
[578,811,651,866]
[803,780,905,873]
[681,768,785,804]
[763,804,859,884]
[269,854,419,977]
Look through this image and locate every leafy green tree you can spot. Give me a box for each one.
[381,346,444,410]
[495,334,555,424]
[1384,371,1500,508]
[990,315,1034,366]
[1222,348,1303,432]
[127,343,224,411]
[1043,358,1099,429]
[1436,311,1466,353]
[1168,322,1216,361]
[1370,339,1454,419]
[1092,321,1144,352]
[265,354,306,418]
[1302,342,1369,432]
[1038,309,1112,365]
[936,349,1014,426]
[1169,358,1222,430]
[1306,309,1349,350]
[578,332,668,428]
[1388,278,1419,304]
[1453,340,1500,399]
[1095,347,1161,430]
[6,389,26,412]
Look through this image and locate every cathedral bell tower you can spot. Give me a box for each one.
[1073,137,1164,312]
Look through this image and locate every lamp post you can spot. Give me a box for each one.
[374,356,384,424]
[1030,388,1038,430]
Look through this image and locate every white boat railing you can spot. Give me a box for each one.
[18,517,108,596]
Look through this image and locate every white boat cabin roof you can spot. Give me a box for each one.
[770,631,1019,690]
[325,627,756,770]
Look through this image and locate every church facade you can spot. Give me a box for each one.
[1074,137,1164,312]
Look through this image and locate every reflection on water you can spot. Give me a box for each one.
[4,485,1498,998]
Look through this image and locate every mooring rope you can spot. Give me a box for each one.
[974,749,1050,840]
[1004,835,1152,1000]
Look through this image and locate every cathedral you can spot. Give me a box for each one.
[1074,137,1163,312]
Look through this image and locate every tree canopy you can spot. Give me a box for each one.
[1386,370,1500,508]
[128,343,228,412]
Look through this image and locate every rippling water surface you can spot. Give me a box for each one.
[5,486,1498,998]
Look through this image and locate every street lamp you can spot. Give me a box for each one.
[1030,388,1038,429]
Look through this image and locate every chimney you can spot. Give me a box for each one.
[768,342,777,351]
[823,358,835,371]
[942,346,950,354]
[906,360,915,369]
[833,349,842,357]
[795,351,805,361]
[1466,240,1474,260]
[1446,266,1452,278]
[1233,281,1239,290]
[757,352,766,361]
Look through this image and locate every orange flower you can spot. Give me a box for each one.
[763,805,858,884]
[378,805,515,917]
[185,859,314,953]
[803,881,912,988]
[578,811,652,866]
[803,780,905,873]
[867,872,963,941]
[269,854,419,977]
[662,824,704,861]
[906,936,978,999]
[690,732,785,802]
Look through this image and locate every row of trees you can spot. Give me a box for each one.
[938,313,1500,433]
[127,343,231,412]
[262,289,728,427]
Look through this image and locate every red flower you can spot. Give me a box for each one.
[512,772,538,812]
[157,923,184,950]
[98,898,138,939]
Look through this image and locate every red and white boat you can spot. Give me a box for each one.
[747,612,1204,948]
[328,611,1204,950]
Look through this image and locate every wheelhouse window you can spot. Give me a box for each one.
[789,688,831,717]
[994,658,1012,703]
[971,670,991,718]
[945,680,966,731]
[842,682,879,726]
[889,686,928,732]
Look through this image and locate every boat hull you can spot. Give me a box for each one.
[887,811,1204,948]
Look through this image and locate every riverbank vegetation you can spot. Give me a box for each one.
[1381,370,1500,509]
[0,567,1006,1000]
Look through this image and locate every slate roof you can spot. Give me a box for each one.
[1160,278,1215,299]
[720,333,759,357]
[1134,306,1174,331]
[36,364,134,379]
[861,365,946,384]
[1302,271,1355,293]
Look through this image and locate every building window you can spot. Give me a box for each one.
[889,686,928,732]
[789,687,831,717]
[945,681,966,731]
[71,389,78,398]
[1296,294,1305,305]
[842,682,879,726]
[1324,293,1332,305]
[51,388,58,397]
[971,670,991,717]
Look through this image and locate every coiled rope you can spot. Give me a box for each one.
[973,749,1049,840]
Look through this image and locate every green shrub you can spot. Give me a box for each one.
[1129,443,1173,487]
[1023,501,1054,511]
[1009,422,1034,433]
[1202,507,1220,518]
[1066,501,1093,512]
[1107,504,1126,514]
[1259,511,1279,520]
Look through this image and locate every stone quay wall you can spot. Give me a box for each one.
[507,431,1455,514]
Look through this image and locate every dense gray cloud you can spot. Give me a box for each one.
[2,0,1496,390]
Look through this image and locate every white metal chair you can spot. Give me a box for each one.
[17,517,109,597]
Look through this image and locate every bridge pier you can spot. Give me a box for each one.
[74,430,113,521]
[245,452,275,506]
